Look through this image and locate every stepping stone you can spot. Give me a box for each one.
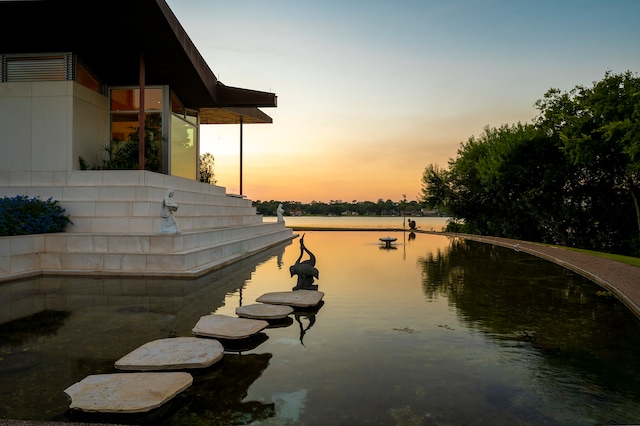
[64,372,192,413]
[114,337,224,371]
[236,303,294,320]
[256,290,325,307]
[192,314,268,339]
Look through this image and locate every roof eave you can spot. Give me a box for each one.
[215,83,277,108]
[200,107,273,124]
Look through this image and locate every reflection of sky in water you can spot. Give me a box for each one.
[215,231,640,425]
[2,231,640,425]
[218,230,454,317]
[263,215,450,232]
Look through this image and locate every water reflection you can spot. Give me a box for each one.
[419,238,640,423]
[0,310,71,347]
[218,332,270,354]
[2,232,640,425]
[0,243,289,422]
[293,302,324,346]
[67,353,276,426]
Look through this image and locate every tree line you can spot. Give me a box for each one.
[253,198,440,217]
[421,70,640,256]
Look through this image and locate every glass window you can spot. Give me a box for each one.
[186,109,198,126]
[171,114,197,179]
[107,112,162,172]
[171,93,184,116]
[109,87,164,172]
[109,87,198,177]
[111,88,163,111]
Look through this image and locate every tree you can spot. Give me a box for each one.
[421,70,640,255]
[199,152,217,184]
[421,163,450,212]
[534,70,640,250]
[422,123,563,240]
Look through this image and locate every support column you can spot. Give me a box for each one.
[240,117,244,195]
[138,52,146,170]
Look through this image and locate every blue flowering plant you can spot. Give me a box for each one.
[0,195,72,236]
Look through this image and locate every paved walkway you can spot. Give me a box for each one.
[455,233,640,320]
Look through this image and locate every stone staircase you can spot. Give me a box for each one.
[0,170,295,281]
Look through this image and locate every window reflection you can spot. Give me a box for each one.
[109,87,197,177]
[171,114,196,179]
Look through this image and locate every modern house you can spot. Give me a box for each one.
[0,0,294,281]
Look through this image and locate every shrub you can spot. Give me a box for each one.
[0,195,72,236]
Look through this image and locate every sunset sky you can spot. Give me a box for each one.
[167,0,640,203]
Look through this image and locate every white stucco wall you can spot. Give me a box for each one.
[0,83,33,172]
[0,81,108,174]
[32,82,70,172]
[72,84,110,170]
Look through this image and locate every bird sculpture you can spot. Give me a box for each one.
[289,234,319,290]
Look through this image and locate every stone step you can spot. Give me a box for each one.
[0,170,228,194]
[0,170,296,280]
[38,226,294,276]
[61,200,257,217]
[1,170,262,234]
[66,212,263,233]
[2,223,294,280]
[44,222,287,254]
[58,186,251,206]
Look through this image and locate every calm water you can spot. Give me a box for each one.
[263,215,450,231]
[1,230,640,425]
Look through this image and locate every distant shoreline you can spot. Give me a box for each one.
[286,227,443,233]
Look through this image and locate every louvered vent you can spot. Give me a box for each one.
[4,54,68,81]
[1,53,105,94]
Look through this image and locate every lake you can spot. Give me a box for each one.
[263,215,450,231]
[1,226,640,425]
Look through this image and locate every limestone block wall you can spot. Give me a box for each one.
[0,222,294,282]
[0,170,295,281]
[0,170,262,233]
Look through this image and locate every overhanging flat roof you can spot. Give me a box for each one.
[201,107,273,125]
[0,0,276,124]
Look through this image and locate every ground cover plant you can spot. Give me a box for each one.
[0,195,72,236]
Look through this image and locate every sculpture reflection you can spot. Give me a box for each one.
[289,234,319,290]
[294,301,324,346]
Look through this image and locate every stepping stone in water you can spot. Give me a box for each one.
[114,337,224,371]
[64,372,192,413]
[256,290,325,307]
[192,314,268,339]
[236,303,294,320]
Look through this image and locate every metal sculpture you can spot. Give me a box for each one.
[289,234,319,290]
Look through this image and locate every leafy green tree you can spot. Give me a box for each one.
[425,123,563,240]
[422,70,640,255]
[421,163,452,212]
[199,152,217,184]
[535,70,640,251]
